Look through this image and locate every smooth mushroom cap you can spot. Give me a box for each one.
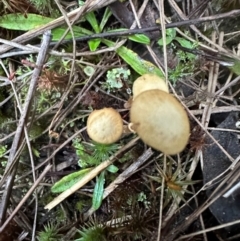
[130,89,190,155]
[87,108,123,144]
[132,74,168,100]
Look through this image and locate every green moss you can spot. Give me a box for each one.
[29,122,45,140]
[37,223,62,241]
[76,226,107,241]
[29,0,60,17]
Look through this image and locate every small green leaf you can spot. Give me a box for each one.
[167,28,176,38]
[107,164,118,173]
[157,36,174,46]
[0,145,7,158]
[158,28,176,46]
[175,37,194,49]
[92,171,105,210]
[51,168,93,193]
[72,25,93,35]
[229,59,240,75]
[100,7,112,31]
[0,13,51,30]
[0,13,93,41]
[128,34,150,44]
[88,39,101,51]
[32,147,40,157]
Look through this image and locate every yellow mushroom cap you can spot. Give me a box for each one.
[87,108,123,144]
[132,74,168,100]
[130,89,190,155]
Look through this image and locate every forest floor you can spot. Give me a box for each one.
[1,0,240,240]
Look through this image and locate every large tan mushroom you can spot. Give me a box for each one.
[132,74,168,100]
[130,89,190,155]
[87,107,123,144]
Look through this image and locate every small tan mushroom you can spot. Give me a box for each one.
[87,108,123,144]
[132,74,168,100]
[130,89,190,155]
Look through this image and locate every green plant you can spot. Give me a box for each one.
[51,139,119,210]
[51,167,93,193]
[75,197,91,212]
[168,56,195,84]
[148,160,199,207]
[51,139,119,192]
[0,111,15,133]
[37,223,62,241]
[137,192,151,209]
[75,139,120,210]
[76,226,106,241]
[158,29,197,55]
[78,0,110,51]
[158,28,198,83]
[74,212,153,241]
[0,8,164,77]
[0,145,7,158]
[16,58,66,115]
[79,4,164,77]
[101,67,131,93]
[126,191,151,210]
[29,0,60,17]
[73,139,120,168]
[75,220,107,241]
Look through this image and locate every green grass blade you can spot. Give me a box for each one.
[106,164,118,173]
[85,11,100,33]
[0,13,93,41]
[92,171,105,210]
[128,34,150,44]
[102,39,165,77]
[107,28,150,44]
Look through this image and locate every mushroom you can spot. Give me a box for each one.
[130,89,190,155]
[87,107,123,144]
[132,74,168,100]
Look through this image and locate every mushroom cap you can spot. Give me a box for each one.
[87,108,123,144]
[130,89,190,155]
[132,74,168,100]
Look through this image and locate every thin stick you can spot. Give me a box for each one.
[84,148,154,219]
[0,30,51,225]
[0,164,52,233]
[0,0,118,54]
[177,218,240,240]
[165,161,240,241]
[1,10,240,56]
[157,153,166,241]
[158,0,168,80]
[47,10,240,44]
